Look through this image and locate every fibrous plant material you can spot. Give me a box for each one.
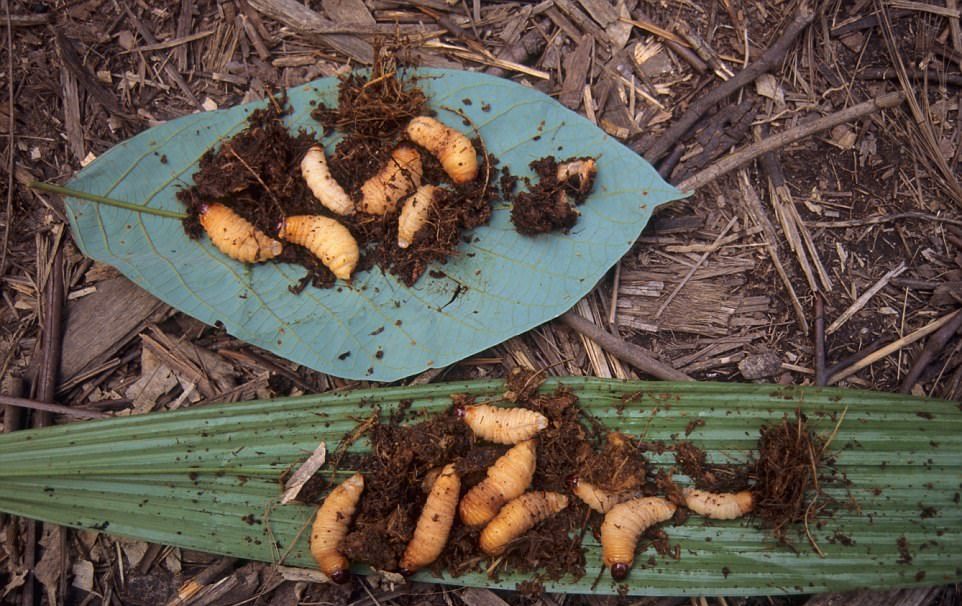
[398,184,439,249]
[311,43,426,139]
[279,215,359,281]
[751,411,826,542]
[358,146,422,215]
[198,203,283,263]
[406,116,479,184]
[400,463,460,574]
[459,439,537,527]
[601,496,677,580]
[511,156,598,235]
[683,488,753,520]
[301,146,354,215]
[478,491,569,555]
[456,403,549,444]
[310,473,365,583]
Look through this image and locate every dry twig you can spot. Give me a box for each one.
[829,310,962,384]
[559,311,692,381]
[677,92,905,192]
[637,3,816,162]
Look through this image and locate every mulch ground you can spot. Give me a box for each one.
[1,0,961,605]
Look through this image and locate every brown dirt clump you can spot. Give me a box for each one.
[751,410,826,542]
[339,409,475,571]
[316,386,832,580]
[178,99,338,288]
[578,432,647,493]
[511,156,596,235]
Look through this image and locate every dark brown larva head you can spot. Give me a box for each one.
[453,403,466,419]
[565,474,581,491]
[198,203,210,215]
[398,567,414,577]
[330,569,350,584]
[610,563,629,581]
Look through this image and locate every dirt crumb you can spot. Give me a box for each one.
[511,156,597,235]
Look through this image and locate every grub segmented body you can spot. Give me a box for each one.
[198,203,282,263]
[301,145,354,215]
[459,439,537,527]
[683,488,753,520]
[359,146,422,215]
[279,215,359,281]
[406,116,478,184]
[459,404,548,444]
[397,185,438,248]
[569,477,633,514]
[400,463,461,574]
[310,473,364,583]
[479,491,569,555]
[601,496,676,580]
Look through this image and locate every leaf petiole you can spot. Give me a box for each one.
[28,181,188,220]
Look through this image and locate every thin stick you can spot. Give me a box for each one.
[828,310,962,384]
[0,394,108,419]
[826,262,906,335]
[559,311,693,381]
[638,3,816,162]
[1,0,13,277]
[899,308,962,393]
[820,405,849,455]
[654,216,737,319]
[608,260,621,327]
[814,294,826,386]
[949,0,962,71]
[812,211,962,228]
[28,181,188,219]
[676,91,905,192]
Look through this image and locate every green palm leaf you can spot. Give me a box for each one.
[1,378,958,596]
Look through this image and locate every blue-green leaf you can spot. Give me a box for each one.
[62,69,682,381]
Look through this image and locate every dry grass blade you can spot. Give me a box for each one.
[875,0,962,205]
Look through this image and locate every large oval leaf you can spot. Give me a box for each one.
[63,69,682,381]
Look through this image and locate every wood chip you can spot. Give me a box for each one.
[60,277,170,381]
[559,34,592,109]
[281,442,327,504]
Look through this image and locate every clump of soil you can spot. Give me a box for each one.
[578,431,647,494]
[511,156,597,235]
[338,410,475,571]
[310,45,503,286]
[751,410,826,542]
[178,98,339,287]
[180,44,507,289]
[674,441,751,494]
